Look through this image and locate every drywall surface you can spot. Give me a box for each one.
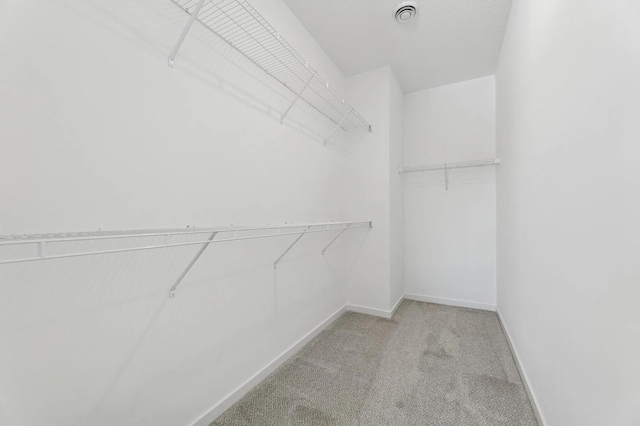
[343,66,392,311]
[389,70,404,307]
[0,0,372,425]
[343,65,404,313]
[403,76,496,309]
[0,0,350,234]
[496,0,640,425]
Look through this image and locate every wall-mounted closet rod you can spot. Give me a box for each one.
[0,222,372,266]
[321,224,351,255]
[399,158,501,191]
[399,158,501,174]
[0,222,366,247]
[0,228,221,247]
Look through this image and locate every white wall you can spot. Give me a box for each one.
[0,0,375,425]
[343,66,404,314]
[403,76,496,310]
[389,70,404,309]
[496,0,640,425]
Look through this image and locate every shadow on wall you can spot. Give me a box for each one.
[0,227,370,425]
[402,167,497,190]
[54,0,355,147]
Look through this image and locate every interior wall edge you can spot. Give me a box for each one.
[344,288,405,319]
[349,293,405,319]
[348,292,497,320]
[496,308,547,426]
[190,305,347,426]
[167,293,503,426]
[404,293,495,312]
[345,303,396,319]
[389,293,405,318]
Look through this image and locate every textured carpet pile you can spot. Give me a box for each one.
[213,300,538,425]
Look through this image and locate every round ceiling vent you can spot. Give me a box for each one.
[394,1,418,23]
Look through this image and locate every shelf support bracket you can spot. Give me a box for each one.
[281,74,314,124]
[37,241,46,259]
[273,226,310,269]
[169,231,217,298]
[168,0,206,68]
[321,225,350,256]
[324,110,352,145]
[444,163,449,191]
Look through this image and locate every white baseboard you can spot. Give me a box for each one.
[190,295,496,425]
[345,303,393,318]
[345,293,404,319]
[389,294,405,317]
[496,309,546,426]
[190,305,347,426]
[404,293,496,312]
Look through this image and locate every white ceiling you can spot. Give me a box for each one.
[282,0,513,93]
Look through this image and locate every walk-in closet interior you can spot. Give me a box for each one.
[1,0,638,425]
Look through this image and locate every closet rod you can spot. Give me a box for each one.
[400,158,500,191]
[0,221,368,247]
[399,158,501,174]
[0,222,372,266]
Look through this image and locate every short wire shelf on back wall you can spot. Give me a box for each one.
[400,158,501,191]
[168,0,372,142]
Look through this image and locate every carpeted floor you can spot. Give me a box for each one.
[212,300,538,425]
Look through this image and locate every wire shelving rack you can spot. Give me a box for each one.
[400,158,501,190]
[0,221,372,297]
[168,0,372,141]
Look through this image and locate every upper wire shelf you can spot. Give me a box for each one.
[168,0,372,141]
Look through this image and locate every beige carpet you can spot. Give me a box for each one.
[212,300,538,425]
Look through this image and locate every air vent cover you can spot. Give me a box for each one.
[394,1,418,23]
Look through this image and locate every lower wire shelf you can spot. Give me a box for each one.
[0,221,373,297]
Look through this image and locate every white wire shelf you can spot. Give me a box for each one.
[0,221,372,297]
[400,158,501,174]
[400,158,501,190]
[168,0,372,141]
[0,222,371,259]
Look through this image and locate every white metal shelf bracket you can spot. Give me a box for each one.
[321,224,350,255]
[273,226,310,269]
[325,109,352,145]
[281,73,313,124]
[169,231,217,298]
[444,164,449,191]
[168,0,206,68]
